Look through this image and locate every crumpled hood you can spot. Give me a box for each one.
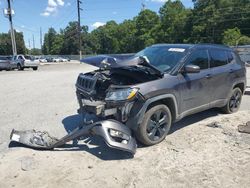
[80,54,134,67]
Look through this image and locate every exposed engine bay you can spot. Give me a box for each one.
[76,59,162,125]
[77,65,160,100]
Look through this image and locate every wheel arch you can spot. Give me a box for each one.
[233,82,245,94]
[138,94,178,124]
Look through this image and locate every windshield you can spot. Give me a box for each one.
[134,46,187,72]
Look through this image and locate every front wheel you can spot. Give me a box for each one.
[221,87,242,114]
[136,104,172,146]
[33,67,38,71]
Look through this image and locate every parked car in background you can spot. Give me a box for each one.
[61,57,69,62]
[45,57,54,62]
[0,56,16,71]
[13,55,39,71]
[53,57,69,62]
[38,57,47,63]
[53,57,62,62]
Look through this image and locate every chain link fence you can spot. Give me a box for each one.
[235,45,250,63]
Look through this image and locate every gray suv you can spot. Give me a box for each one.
[76,44,246,146]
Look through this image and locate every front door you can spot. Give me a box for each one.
[178,49,212,114]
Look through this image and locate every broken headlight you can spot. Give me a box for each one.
[105,88,138,101]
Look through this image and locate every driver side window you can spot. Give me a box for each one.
[187,50,209,70]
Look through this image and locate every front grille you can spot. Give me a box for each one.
[76,74,97,93]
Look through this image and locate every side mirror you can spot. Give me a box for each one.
[181,65,200,74]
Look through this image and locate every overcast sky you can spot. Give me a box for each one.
[0,0,193,49]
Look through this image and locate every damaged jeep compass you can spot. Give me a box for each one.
[76,44,246,147]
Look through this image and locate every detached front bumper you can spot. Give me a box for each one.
[10,119,137,154]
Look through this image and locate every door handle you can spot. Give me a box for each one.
[205,74,212,79]
[229,69,235,73]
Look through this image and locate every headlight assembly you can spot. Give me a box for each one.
[105,88,138,101]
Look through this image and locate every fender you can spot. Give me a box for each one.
[126,94,179,130]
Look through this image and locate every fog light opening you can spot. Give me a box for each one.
[109,129,130,144]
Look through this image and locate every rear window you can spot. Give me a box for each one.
[210,49,228,68]
[24,55,35,60]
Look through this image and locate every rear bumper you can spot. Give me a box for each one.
[24,65,39,67]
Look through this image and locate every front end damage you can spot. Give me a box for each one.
[9,58,161,155]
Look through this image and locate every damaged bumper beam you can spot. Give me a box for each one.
[10,119,137,155]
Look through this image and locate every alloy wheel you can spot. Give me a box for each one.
[146,110,169,141]
[229,90,242,112]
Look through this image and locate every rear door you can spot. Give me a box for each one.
[178,49,212,113]
[209,49,232,103]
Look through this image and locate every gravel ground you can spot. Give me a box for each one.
[0,63,249,188]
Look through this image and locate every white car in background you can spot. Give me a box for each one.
[39,58,48,63]
[13,55,39,71]
[53,57,68,62]
[53,57,62,62]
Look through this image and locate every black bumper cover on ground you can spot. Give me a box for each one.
[10,119,137,155]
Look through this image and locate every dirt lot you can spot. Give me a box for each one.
[0,63,250,188]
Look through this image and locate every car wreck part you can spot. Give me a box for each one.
[10,120,137,154]
[238,121,250,134]
[105,88,138,101]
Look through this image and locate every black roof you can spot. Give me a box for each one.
[152,43,194,49]
[151,43,231,50]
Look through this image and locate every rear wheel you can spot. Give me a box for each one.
[136,104,172,146]
[221,87,242,114]
[33,67,38,71]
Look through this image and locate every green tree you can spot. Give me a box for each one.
[134,9,160,51]
[159,0,191,43]
[50,34,63,54]
[30,48,42,55]
[61,22,79,55]
[42,27,57,54]
[15,31,26,54]
[117,20,137,53]
[0,30,26,55]
[190,0,250,43]
[90,21,120,54]
[223,27,250,46]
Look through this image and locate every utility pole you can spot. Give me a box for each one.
[28,39,31,49]
[28,39,31,54]
[40,27,42,50]
[141,0,146,11]
[33,34,35,49]
[6,0,17,55]
[77,0,82,60]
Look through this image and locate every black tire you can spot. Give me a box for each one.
[33,67,38,71]
[136,104,172,146]
[17,64,23,71]
[221,87,242,114]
